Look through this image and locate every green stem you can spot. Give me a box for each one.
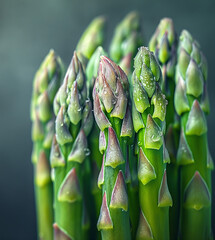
[34,141,53,240]
[35,172,53,240]
[179,115,211,240]
[166,77,180,240]
[138,128,169,240]
[166,159,179,239]
[100,118,131,240]
[127,145,139,239]
[54,145,84,239]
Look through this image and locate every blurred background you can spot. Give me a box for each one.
[0,0,215,239]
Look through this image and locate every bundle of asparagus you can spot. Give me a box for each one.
[30,12,213,240]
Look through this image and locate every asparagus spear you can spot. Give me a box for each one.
[109,11,142,64]
[131,47,172,240]
[117,52,140,239]
[76,16,106,60]
[119,53,133,76]
[149,18,179,240]
[175,30,212,240]
[149,18,177,126]
[76,19,107,231]
[51,52,93,239]
[94,56,132,240]
[86,46,107,95]
[31,50,64,240]
[85,46,107,238]
[110,13,143,238]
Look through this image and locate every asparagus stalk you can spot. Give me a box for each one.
[31,50,64,240]
[86,46,107,96]
[119,53,133,76]
[175,30,212,240]
[94,56,132,240]
[149,18,177,126]
[76,20,107,234]
[110,13,143,238]
[85,46,107,238]
[76,16,106,60]
[109,11,142,64]
[51,52,93,239]
[149,18,179,240]
[118,52,140,239]
[131,47,172,240]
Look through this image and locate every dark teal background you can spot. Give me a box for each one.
[0,0,215,239]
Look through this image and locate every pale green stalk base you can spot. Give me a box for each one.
[35,172,53,240]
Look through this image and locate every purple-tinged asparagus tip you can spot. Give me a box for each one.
[97,192,113,230]
[99,130,107,154]
[58,168,82,203]
[158,169,173,207]
[68,130,88,164]
[105,127,125,168]
[53,223,72,240]
[136,210,154,240]
[50,135,65,168]
[110,170,128,211]
[138,147,156,185]
[98,155,105,189]
[120,105,133,138]
[93,93,111,131]
[184,171,211,210]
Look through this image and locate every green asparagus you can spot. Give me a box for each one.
[94,56,132,240]
[149,18,177,126]
[131,47,172,240]
[86,46,107,95]
[30,13,214,240]
[76,18,107,238]
[76,16,106,60]
[120,52,141,239]
[175,30,212,240]
[31,50,64,240]
[149,18,179,240]
[110,13,144,237]
[86,46,108,238]
[109,11,142,64]
[51,52,93,239]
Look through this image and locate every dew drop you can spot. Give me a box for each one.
[84,148,91,156]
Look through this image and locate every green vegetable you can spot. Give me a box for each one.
[86,46,108,238]
[109,11,142,64]
[175,30,212,240]
[149,18,179,240]
[31,50,64,240]
[76,16,106,60]
[110,13,144,236]
[119,52,140,239]
[86,46,107,94]
[52,52,93,239]
[132,47,172,240]
[94,56,132,240]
